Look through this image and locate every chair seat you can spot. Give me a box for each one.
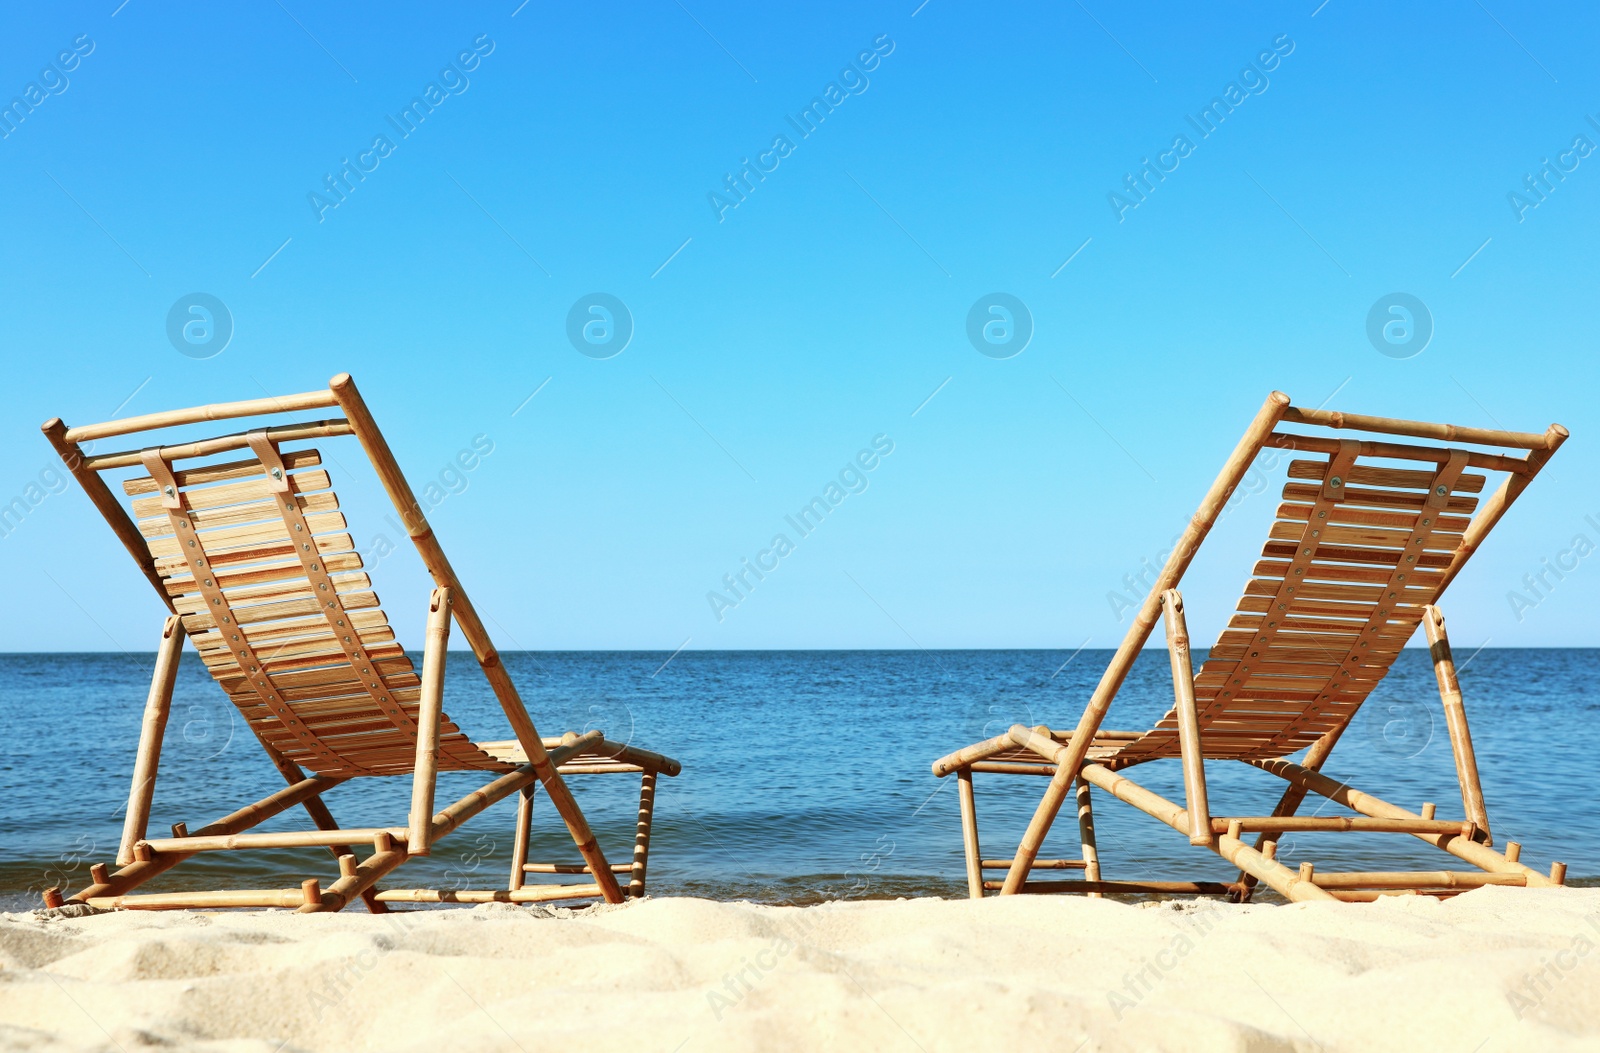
[476,738,683,776]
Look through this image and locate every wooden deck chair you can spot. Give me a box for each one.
[932,392,1569,903]
[40,374,679,913]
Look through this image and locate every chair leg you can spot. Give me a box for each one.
[957,769,983,899]
[629,771,658,898]
[1424,606,1491,843]
[1163,590,1212,846]
[407,587,451,856]
[1001,763,1077,895]
[1075,776,1102,899]
[116,615,185,866]
[509,783,536,891]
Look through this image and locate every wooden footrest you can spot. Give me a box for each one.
[979,859,1087,870]
[523,862,634,874]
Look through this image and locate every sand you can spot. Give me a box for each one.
[2,888,1598,1052]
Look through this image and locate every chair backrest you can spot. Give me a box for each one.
[1097,397,1565,767]
[127,438,502,777]
[43,376,519,778]
[1112,442,1486,763]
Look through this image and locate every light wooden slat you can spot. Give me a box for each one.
[1276,501,1471,533]
[1286,460,1486,492]
[154,532,355,572]
[131,469,332,519]
[1282,482,1479,513]
[123,450,323,495]
[137,492,340,537]
[147,514,347,559]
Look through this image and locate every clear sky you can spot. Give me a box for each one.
[1,1,1594,653]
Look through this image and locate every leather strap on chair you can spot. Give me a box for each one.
[247,431,422,743]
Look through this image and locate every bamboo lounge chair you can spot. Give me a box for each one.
[40,374,679,912]
[932,392,1569,903]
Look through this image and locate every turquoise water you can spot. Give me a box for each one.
[2,648,1594,909]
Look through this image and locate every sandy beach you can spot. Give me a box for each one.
[2,887,1596,1052]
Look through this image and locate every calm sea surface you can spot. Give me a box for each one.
[2,649,1595,910]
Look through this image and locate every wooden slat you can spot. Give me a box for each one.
[1276,501,1471,533]
[154,532,355,572]
[162,552,365,596]
[1268,521,1463,552]
[123,450,322,495]
[130,469,331,518]
[1282,482,1479,513]
[147,514,347,559]
[137,492,340,537]
[1287,461,1485,493]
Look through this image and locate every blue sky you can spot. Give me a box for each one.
[1,1,1595,653]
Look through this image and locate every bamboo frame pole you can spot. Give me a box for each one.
[1162,590,1211,846]
[1278,406,1554,450]
[996,879,1237,895]
[1424,605,1491,842]
[1262,432,1532,475]
[407,587,452,856]
[374,884,604,904]
[139,829,402,852]
[1249,758,1552,885]
[1435,424,1567,596]
[41,419,172,607]
[999,392,1292,895]
[968,762,1059,776]
[629,771,658,898]
[68,774,345,903]
[508,784,535,892]
[1074,776,1102,899]
[116,615,186,865]
[257,743,387,913]
[62,388,339,443]
[932,731,1029,777]
[300,842,408,913]
[1076,763,1336,902]
[956,769,983,899]
[1207,816,1477,835]
[1239,721,1351,899]
[980,859,1087,870]
[90,888,312,910]
[327,373,622,903]
[1307,870,1526,890]
[82,420,353,472]
[428,731,604,845]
